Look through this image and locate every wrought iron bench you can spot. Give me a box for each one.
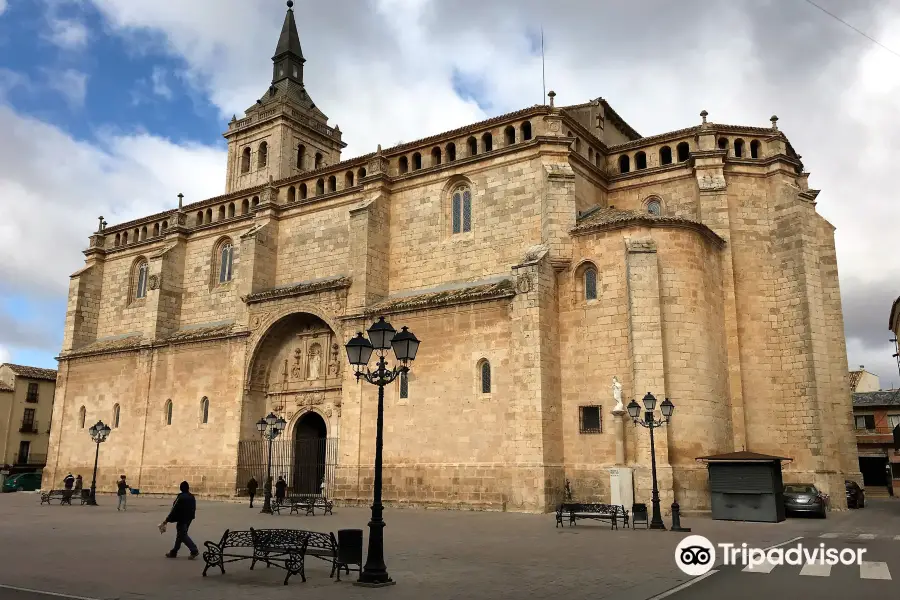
[289,495,334,516]
[556,503,626,529]
[251,529,339,584]
[40,490,77,505]
[201,529,258,577]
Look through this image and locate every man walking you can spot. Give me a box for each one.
[117,475,131,511]
[275,475,287,507]
[63,473,75,503]
[161,481,198,559]
[247,476,258,508]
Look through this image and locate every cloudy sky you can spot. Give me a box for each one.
[0,0,898,386]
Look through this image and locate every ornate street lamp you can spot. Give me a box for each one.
[86,420,111,506]
[345,317,420,587]
[627,393,675,530]
[257,412,287,514]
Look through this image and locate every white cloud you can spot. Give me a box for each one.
[44,68,89,108]
[0,0,7,18]
[0,103,226,297]
[0,343,10,364]
[150,66,172,99]
[44,17,90,50]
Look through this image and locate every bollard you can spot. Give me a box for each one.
[670,501,691,532]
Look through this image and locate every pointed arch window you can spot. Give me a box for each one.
[200,397,209,424]
[479,360,492,394]
[165,399,173,426]
[134,260,149,300]
[218,241,234,283]
[451,184,472,234]
[112,403,120,428]
[78,406,86,429]
[585,268,598,300]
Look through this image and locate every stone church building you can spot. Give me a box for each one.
[44,2,860,512]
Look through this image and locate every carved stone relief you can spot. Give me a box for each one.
[516,274,532,294]
[697,172,726,192]
[295,392,325,407]
[148,274,160,290]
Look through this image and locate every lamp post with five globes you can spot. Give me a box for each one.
[345,316,420,587]
[86,420,111,506]
[627,393,675,530]
[256,412,287,514]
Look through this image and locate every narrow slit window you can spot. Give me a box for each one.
[399,371,409,399]
[585,268,598,300]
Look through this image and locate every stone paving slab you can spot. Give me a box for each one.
[0,492,867,600]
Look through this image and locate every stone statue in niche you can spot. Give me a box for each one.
[611,376,624,413]
[290,348,303,380]
[307,343,322,380]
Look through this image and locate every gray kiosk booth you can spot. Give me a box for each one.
[696,451,792,523]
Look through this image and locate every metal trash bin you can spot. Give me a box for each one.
[335,529,363,581]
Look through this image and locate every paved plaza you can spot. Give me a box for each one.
[0,492,898,600]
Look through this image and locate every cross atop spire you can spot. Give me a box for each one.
[272,1,305,85]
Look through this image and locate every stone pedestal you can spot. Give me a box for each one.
[613,409,626,465]
[609,466,634,509]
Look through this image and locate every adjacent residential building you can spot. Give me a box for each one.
[852,389,900,493]
[849,366,880,393]
[0,363,58,473]
[43,3,860,511]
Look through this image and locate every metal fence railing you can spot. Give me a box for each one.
[236,438,338,498]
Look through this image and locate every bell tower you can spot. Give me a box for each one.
[223,1,346,194]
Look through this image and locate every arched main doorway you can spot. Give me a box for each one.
[293,411,327,495]
[236,310,342,498]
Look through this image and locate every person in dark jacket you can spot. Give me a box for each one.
[247,476,258,508]
[162,481,198,559]
[117,475,131,511]
[63,473,75,502]
[275,476,287,506]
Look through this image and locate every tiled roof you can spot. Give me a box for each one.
[571,207,725,245]
[0,382,14,393]
[368,278,516,314]
[64,335,144,357]
[165,322,236,344]
[853,390,900,407]
[849,370,864,391]
[696,451,792,462]
[1,363,57,381]
[244,275,351,304]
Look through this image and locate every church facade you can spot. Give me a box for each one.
[44,3,860,512]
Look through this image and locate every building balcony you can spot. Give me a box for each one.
[19,420,38,434]
[14,453,47,466]
[855,426,897,442]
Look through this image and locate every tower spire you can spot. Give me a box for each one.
[272,1,305,85]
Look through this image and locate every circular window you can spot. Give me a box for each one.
[647,199,662,216]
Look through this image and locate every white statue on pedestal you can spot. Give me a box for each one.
[611,376,624,413]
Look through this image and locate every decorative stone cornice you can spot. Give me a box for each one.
[243,275,351,305]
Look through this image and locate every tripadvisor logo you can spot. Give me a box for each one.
[674,535,867,576]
